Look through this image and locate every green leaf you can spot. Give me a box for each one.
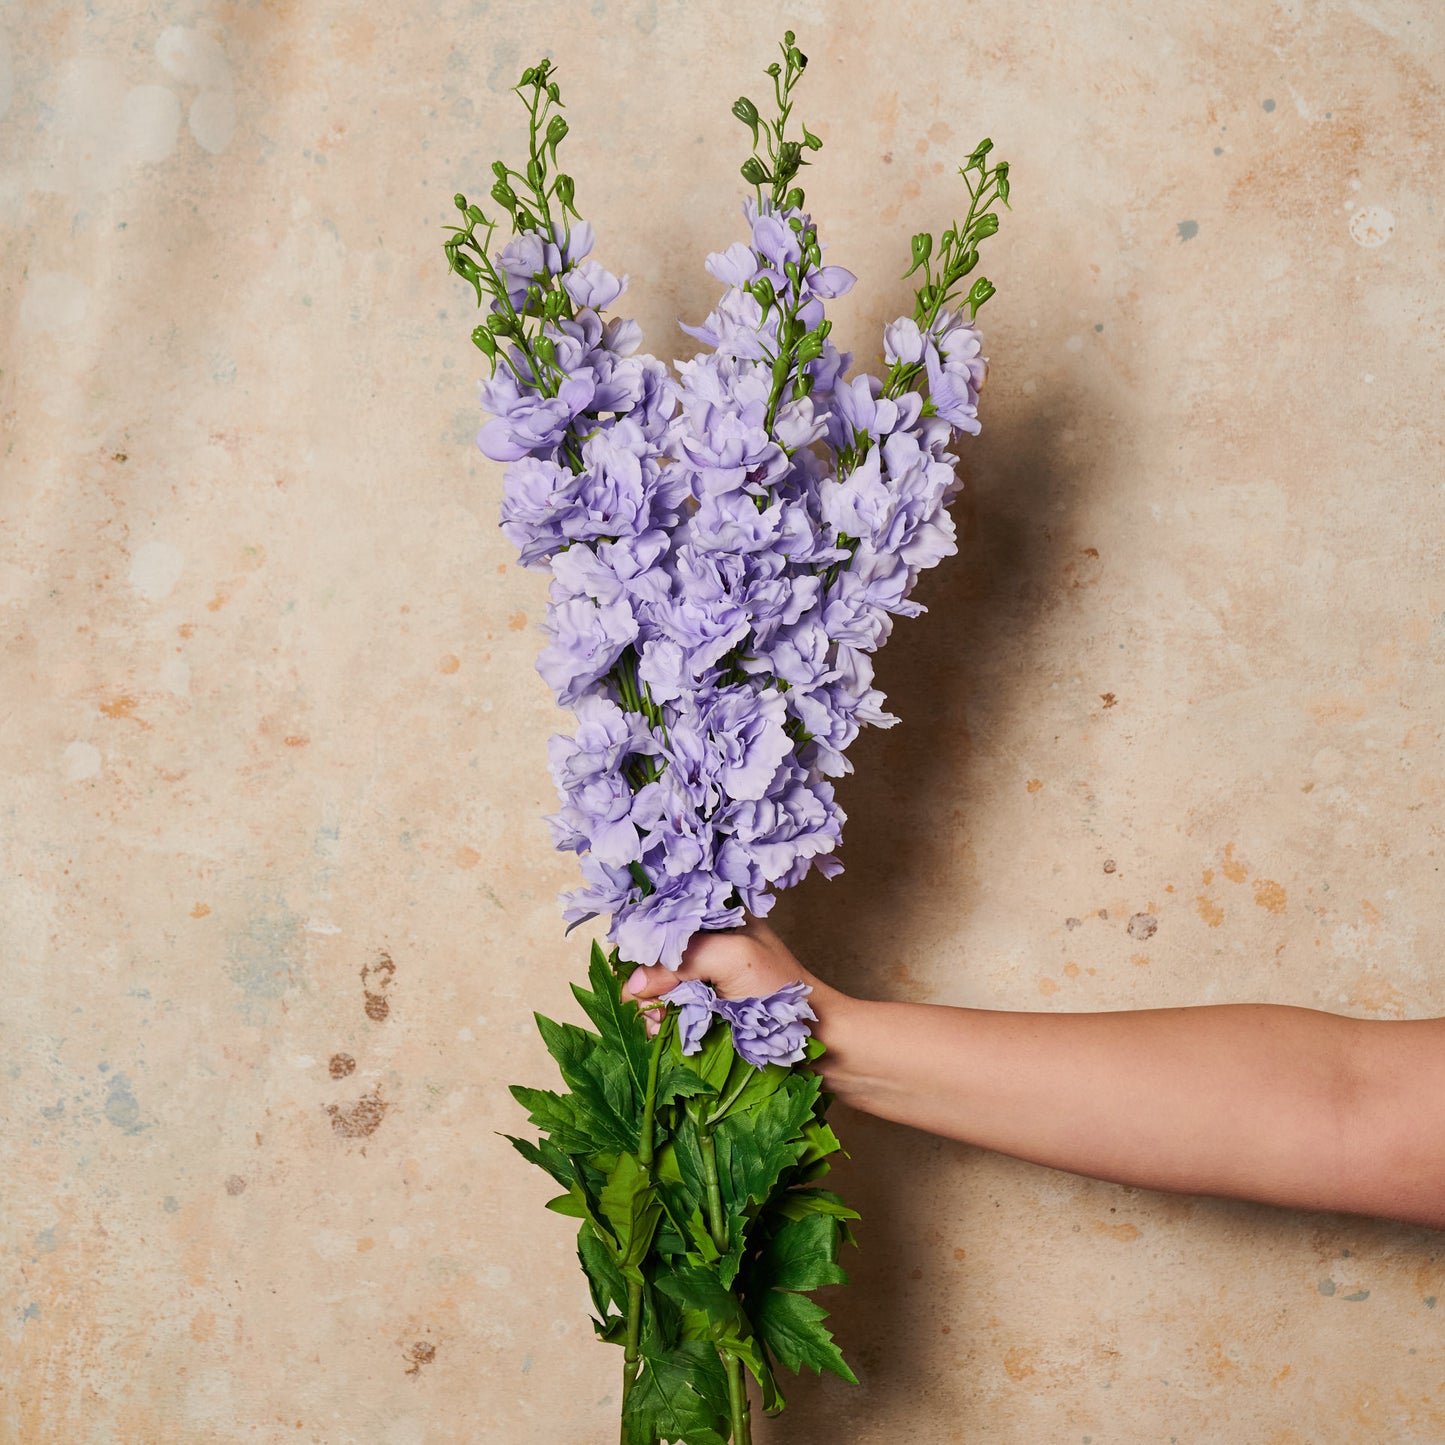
[655,1264,747,1330]
[753,1213,849,1292]
[687,1021,736,1094]
[530,1014,638,1153]
[577,1220,627,1322]
[599,1151,662,1275]
[752,1287,858,1385]
[571,941,650,1102]
[623,1339,731,1445]
[775,1188,861,1224]
[544,1190,588,1219]
[508,1085,595,1155]
[795,1115,845,1171]
[503,1132,576,1189]
[657,1057,713,1108]
[712,1071,820,1212]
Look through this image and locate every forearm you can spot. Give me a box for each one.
[809,985,1363,1215]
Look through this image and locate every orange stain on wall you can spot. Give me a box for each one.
[1221,842,1249,883]
[1196,895,1224,927]
[1002,1345,1037,1381]
[1090,1219,1140,1241]
[1253,878,1287,913]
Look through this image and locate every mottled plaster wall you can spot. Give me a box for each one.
[3,1,1444,1441]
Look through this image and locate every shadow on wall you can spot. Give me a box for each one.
[757,364,1086,1440]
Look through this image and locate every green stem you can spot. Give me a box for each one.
[697,1125,728,1254]
[620,1020,669,1445]
[725,1353,752,1445]
[697,1118,751,1444]
[705,1067,753,1130]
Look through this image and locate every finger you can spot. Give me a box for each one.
[622,960,706,1001]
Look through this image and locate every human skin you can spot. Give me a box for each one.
[623,918,1445,1231]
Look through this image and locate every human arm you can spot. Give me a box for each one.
[623,919,1445,1230]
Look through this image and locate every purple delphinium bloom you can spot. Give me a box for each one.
[717,983,817,1068]
[659,978,720,1055]
[472,195,992,970]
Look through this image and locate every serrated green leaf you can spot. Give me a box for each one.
[657,1057,713,1108]
[752,1287,858,1385]
[796,1115,844,1170]
[775,1188,861,1224]
[655,1264,746,1330]
[503,1132,576,1189]
[535,1012,638,1146]
[713,1071,819,1212]
[577,1220,627,1322]
[522,1016,637,1155]
[570,941,650,1101]
[599,1151,662,1275]
[687,1020,736,1093]
[623,1339,731,1445]
[753,1213,849,1292]
[508,1085,596,1154]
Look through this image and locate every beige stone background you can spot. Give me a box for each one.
[3,0,1444,1440]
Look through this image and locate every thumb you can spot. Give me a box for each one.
[621,959,708,1004]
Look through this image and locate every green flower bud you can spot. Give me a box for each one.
[972,211,1000,240]
[534,334,556,366]
[795,371,815,399]
[784,187,805,209]
[966,137,994,170]
[554,173,578,216]
[527,158,545,189]
[749,276,775,309]
[994,161,1010,205]
[524,282,545,314]
[547,81,561,103]
[546,115,569,151]
[788,216,804,233]
[801,123,822,151]
[789,47,807,71]
[732,96,760,128]
[740,156,771,186]
[796,330,824,363]
[471,325,497,358]
[806,242,822,268]
[783,259,801,287]
[817,318,832,338]
[765,62,781,78]
[776,140,803,183]
[487,311,513,335]
[783,29,796,45]
[466,204,486,225]
[520,66,537,86]
[491,161,508,181]
[966,275,996,316]
[490,179,517,208]
[453,192,468,210]
[903,231,933,278]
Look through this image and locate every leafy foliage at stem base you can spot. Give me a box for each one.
[508,941,859,1443]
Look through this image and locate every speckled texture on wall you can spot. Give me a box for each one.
[3,1,1443,1440]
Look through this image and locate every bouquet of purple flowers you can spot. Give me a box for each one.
[444,34,1007,1444]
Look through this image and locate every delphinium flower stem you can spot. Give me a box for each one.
[883,140,1009,401]
[620,1017,669,1444]
[695,1117,752,1444]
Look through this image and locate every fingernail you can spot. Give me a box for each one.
[625,966,646,997]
